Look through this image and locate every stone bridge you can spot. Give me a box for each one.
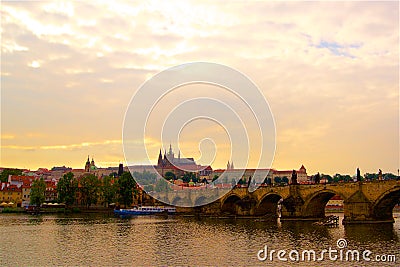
[153,180,400,224]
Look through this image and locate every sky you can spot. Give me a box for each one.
[1,1,399,176]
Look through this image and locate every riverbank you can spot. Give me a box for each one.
[325,207,343,213]
[325,206,400,213]
[2,205,400,217]
[0,206,114,215]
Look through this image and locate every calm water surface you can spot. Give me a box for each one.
[0,213,399,266]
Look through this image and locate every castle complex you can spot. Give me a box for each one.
[156,145,213,178]
[157,144,197,169]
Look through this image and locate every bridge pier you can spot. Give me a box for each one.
[279,186,304,219]
[342,191,375,224]
[342,184,398,224]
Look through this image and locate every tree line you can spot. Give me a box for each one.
[30,171,138,208]
[310,172,399,183]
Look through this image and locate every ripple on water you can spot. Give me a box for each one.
[0,213,399,266]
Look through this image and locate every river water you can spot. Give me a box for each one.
[0,213,399,266]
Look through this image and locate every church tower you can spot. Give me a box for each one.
[85,156,90,172]
[157,149,163,167]
[163,149,169,166]
[118,163,124,176]
[167,144,174,161]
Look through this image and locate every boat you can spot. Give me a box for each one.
[114,206,176,217]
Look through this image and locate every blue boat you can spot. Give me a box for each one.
[114,206,176,217]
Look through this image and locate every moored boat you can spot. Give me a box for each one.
[114,206,176,217]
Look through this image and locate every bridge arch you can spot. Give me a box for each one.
[172,196,183,206]
[254,193,283,216]
[194,196,208,207]
[221,194,242,215]
[372,187,400,221]
[302,189,345,218]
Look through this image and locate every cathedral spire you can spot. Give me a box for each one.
[158,149,163,166]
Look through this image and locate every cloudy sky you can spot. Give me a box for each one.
[1,1,398,175]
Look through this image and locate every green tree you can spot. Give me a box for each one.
[231,178,237,186]
[182,172,197,183]
[263,177,272,185]
[101,175,116,207]
[116,172,137,208]
[352,175,364,182]
[212,175,219,182]
[80,174,101,207]
[133,171,157,185]
[333,173,346,182]
[333,173,352,182]
[192,174,198,183]
[321,174,333,183]
[342,175,351,182]
[364,173,378,181]
[0,168,23,183]
[57,172,78,206]
[274,177,282,184]
[281,176,289,185]
[333,174,340,183]
[154,178,171,192]
[30,178,46,206]
[164,171,176,181]
[384,173,397,180]
[143,184,154,192]
[109,172,118,177]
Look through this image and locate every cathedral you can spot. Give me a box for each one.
[84,156,98,172]
[156,145,212,178]
[157,144,196,168]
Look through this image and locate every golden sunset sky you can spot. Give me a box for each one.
[1,1,398,175]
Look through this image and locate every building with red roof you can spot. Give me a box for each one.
[0,183,22,207]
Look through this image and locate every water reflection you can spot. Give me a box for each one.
[344,223,398,242]
[0,213,398,266]
[26,216,44,225]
